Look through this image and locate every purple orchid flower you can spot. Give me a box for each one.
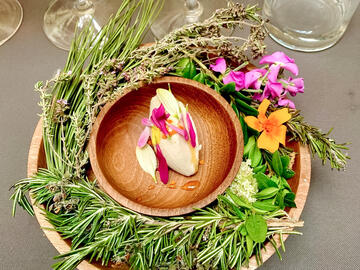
[156,144,169,184]
[259,51,299,78]
[244,69,267,89]
[223,71,245,91]
[151,104,170,136]
[210,58,227,74]
[281,77,304,96]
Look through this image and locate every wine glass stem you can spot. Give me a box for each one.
[76,0,94,10]
[184,0,203,23]
[185,0,199,10]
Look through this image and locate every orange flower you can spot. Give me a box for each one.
[245,99,291,153]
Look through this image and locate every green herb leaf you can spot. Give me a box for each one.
[254,173,278,190]
[244,136,256,157]
[220,82,236,94]
[193,72,205,83]
[253,200,279,212]
[183,60,197,79]
[280,155,290,169]
[253,164,267,174]
[249,145,262,167]
[235,99,259,116]
[284,192,297,208]
[245,214,268,243]
[232,91,252,103]
[283,168,295,179]
[271,151,283,176]
[255,187,279,200]
[239,115,249,145]
[227,191,252,209]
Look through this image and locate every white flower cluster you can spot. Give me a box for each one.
[229,159,258,203]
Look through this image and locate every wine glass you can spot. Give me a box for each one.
[43,0,120,51]
[151,0,229,39]
[0,0,23,46]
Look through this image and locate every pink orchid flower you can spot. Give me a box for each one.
[210,58,227,74]
[244,68,267,89]
[223,71,245,91]
[281,77,304,96]
[150,104,170,136]
[259,51,299,78]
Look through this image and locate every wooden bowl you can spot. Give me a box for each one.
[27,120,311,270]
[88,77,243,216]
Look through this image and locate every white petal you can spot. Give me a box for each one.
[156,88,180,117]
[136,145,158,182]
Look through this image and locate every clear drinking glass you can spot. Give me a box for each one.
[0,0,23,46]
[262,0,360,52]
[43,0,120,51]
[151,0,229,39]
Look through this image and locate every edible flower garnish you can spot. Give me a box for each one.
[244,99,291,153]
[136,88,201,184]
[209,57,227,74]
[135,144,157,183]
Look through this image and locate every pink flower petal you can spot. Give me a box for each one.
[137,127,151,148]
[142,118,153,126]
[223,71,245,91]
[267,64,281,82]
[265,81,283,98]
[283,63,299,76]
[244,69,266,89]
[210,58,227,74]
[181,115,189,141]
[259,51,295,65]
[168,123,188,139]
[186,113,196,147]
[151,104,169,136]
[278,97,296,109]
[156,144,169,184]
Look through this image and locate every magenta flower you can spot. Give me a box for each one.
[156,144,169,184]
[223,71,245,91]
[282,77,304,96]
[210,58,227,74]
[278,97,295,109]
[167,123,188,139]
[244,69,267,89]
[253,80,283,102]
[151,104,170,136]
[186,113,197,147]
[259,51,299,78]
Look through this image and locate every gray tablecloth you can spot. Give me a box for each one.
[1,1,359,269]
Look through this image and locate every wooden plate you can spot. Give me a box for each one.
[28,117,311,270]
[88,77,243,216]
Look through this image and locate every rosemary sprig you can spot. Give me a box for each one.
[287,111,349,170]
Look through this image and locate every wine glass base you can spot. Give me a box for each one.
[43,0,120,51]
[151,0,228,40]
[0,0,23,46]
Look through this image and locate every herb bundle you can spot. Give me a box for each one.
[10,1,348,270]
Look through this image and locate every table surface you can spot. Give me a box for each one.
[1,1,359,269]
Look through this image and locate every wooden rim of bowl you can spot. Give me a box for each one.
[27,120,311,270]
[88,76,244,217]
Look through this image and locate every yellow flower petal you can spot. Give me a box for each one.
[244,116,263,132]
[268,108,291,125]
[257,131,279,153]
[258,99,271,116]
